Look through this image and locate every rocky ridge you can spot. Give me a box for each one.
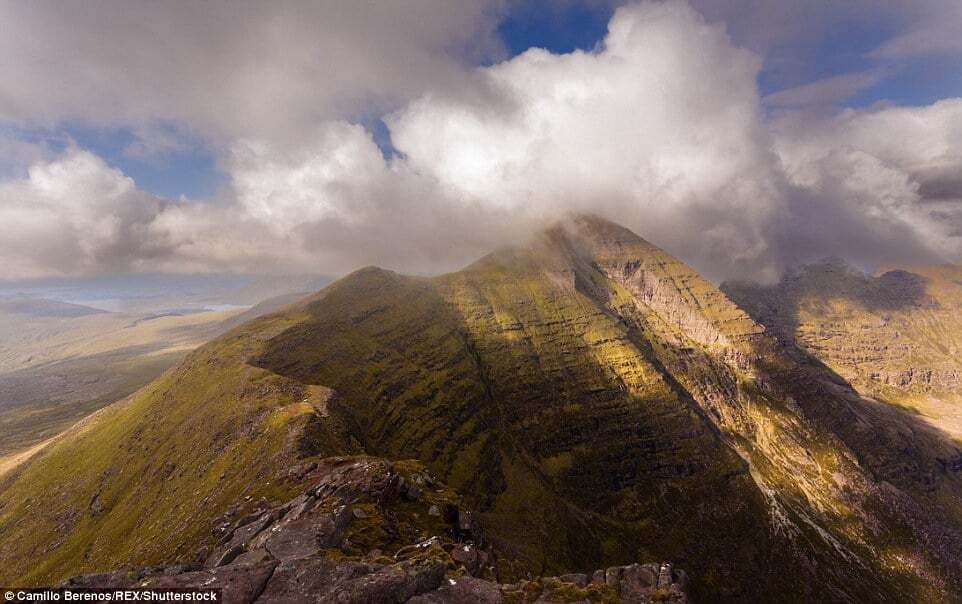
[722,261,962,436]
[61,456,689,603]
[3,215,962,601]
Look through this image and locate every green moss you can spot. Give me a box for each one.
[0,217,949,601]
[540,452,574,477]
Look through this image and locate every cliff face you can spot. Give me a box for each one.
[723,262,962,434]
[2,215,962,602]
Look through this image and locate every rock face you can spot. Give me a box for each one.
[5,214,962,602]
[62,456,689,603]
[723,261,962,395]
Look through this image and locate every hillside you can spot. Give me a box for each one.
[2,216,962,601]
[0,294,308,461]
[723,262,962,438]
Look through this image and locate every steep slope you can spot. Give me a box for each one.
[2,215,961,602]
[254,243,770,598]
[0,295,303,461]
[723,261,962,436]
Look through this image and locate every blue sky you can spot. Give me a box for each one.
[6,0,957,201]
[498,1,616,56]
[68,126,224,200]
[1,0,960,282]
[29,0,958,201]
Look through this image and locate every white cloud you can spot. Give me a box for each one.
[774,99,962,205]
[1,1,961,282]
[769,99,962,268]
[230,123,387,230]
[0,1,505,145]
[390,1,787,280]
[0,124,527,279]
[0,150,171,279]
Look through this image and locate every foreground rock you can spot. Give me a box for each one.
[62,456,689,603]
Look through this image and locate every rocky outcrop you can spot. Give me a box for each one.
[722,261,962,395]
[61,456,690,603]
[16,215,960,600]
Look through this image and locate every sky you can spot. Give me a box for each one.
[1,0,961,284]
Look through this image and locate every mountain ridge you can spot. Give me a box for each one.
[1,214,961,602]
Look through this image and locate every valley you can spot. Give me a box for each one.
[2,216,961,602]
[0,293,308,461]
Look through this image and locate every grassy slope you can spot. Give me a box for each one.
[722,262,962,428]
[0,309,355,584]
[0,216,956,601]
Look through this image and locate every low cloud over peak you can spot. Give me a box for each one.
[1,1,960,283]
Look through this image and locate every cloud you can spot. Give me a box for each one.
[385,2,962,279]
[870,0,962,59]
[218,123,534,275]
[763,71,886,109]
[0,1,506,145]
[771,99,962,267]
[390,1,787,280]
[0,1,960,283]
[0,125,526,279]
[772,99,962,214]
[0,150,172,279]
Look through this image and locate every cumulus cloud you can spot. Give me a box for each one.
[771,99,962,267]
[0,0,505,144]
[0,150,172,279]
[389,1,786,279]
[0,0,961,283]
[0,126,524,279]
[774,99,962,201]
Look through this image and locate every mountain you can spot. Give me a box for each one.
[2,215,961,602]
[0,297,108,318]
[723,261,962,439]
[0,293,309,461]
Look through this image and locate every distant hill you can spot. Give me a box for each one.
[0,293,312,459]
[0,297,108,318]
[0,273,330,314]
[2,216,961,601]
[723,261,962,438]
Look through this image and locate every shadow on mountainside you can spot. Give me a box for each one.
[250,266,793,602]
[722,261,933,349]
[746,325,962,599]
[720,262,962,494]
[249,261,962,602]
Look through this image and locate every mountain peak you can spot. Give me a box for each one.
[2,216,960,601]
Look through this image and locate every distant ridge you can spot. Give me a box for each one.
[0,297,108,318]
[2,215,961,602]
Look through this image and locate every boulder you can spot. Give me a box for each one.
[255,558,444,604]
[138,562,276,604]
[409,576,504,603]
